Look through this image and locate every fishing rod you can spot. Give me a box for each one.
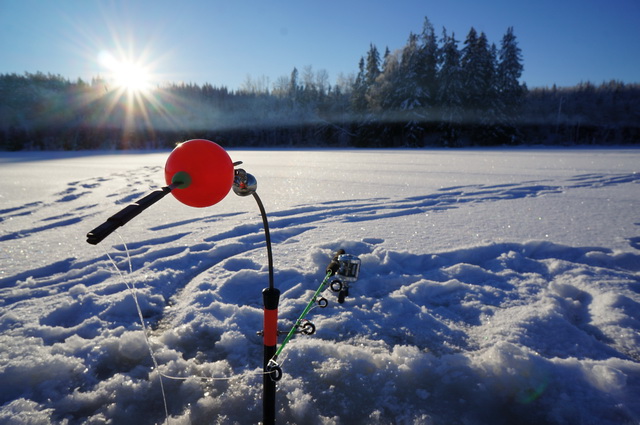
[87,182,179,245]
[266,249,361,380]
[85,139,362,425]
[85,139,282,424]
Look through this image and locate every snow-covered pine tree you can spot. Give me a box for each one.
[419,17,439,111]
[496,26,526,144]
[368,47,399,113]
[364,44,382,113]
[351,49,382,146]
[288,67,300,106]
[363,47,399,146]
[365,44,381,88]
[461,27,479,102]
[350,58,368,114]
[461,28,498,144]
[481,42,504,143]
[300,65,318,106]
[437,29,464,146]
[397,32,426,145]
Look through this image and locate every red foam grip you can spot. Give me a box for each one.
[263,308,278,346]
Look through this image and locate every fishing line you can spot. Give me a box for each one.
[101,232,169,423]
[95,225,356,420]
[99,233,276,386]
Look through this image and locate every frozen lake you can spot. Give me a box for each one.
[1,147,639,424]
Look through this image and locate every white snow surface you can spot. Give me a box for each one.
[1,148,639,425]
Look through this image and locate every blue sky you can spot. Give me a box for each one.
[0,0,638,90]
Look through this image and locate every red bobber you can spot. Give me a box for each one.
[164,139,234,207]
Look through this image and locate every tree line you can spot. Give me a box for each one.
[1,18,638,150]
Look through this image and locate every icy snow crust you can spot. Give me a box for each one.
[0,148,639,425]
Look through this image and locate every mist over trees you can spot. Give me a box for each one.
[1,17,638,150]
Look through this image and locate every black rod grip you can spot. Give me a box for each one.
[86,186,172,245]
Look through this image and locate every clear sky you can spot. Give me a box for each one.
[0,0,638,90]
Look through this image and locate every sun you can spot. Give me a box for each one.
[98,51,153,94]
[112,61,151,93]
[93,48,178,138]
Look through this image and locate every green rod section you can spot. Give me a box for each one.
[272,271,332,360]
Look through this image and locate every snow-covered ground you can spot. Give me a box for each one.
[1,147,639,425]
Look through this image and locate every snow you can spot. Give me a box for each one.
[1,147,639,425]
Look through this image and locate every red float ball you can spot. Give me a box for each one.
[164,139,234,208]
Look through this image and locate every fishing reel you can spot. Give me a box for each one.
[327,250,362,303]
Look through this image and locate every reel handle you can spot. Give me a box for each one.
[326,249,346,275]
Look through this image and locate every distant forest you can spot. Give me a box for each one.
[1,18,638,150]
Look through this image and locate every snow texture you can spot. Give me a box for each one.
[1,148,639,425]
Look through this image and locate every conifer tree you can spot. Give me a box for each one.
[369,49,398,113]
[496,26,526,143]
[351,57,368,114]
[365,44,381,87]
[461,28,498,143]
[419,17,439,110]
[381,47,391,72]
[364,44,382,112]
[397,32,425,145]
[437,29,464,145]
[288,67,300,105]
[481,42,503,143]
